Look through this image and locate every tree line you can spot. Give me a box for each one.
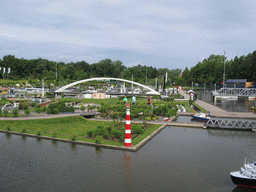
[0,55,182,86]
[181,50,256,86]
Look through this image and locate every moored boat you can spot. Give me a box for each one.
[230,159,256,188]
[192,112,211,122]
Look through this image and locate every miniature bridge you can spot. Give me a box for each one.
[206,117,256,131]
[55,77,160,95]
[216,88,256,96]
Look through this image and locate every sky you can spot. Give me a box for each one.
[0,0,255,70]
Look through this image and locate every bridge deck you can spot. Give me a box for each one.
[179,89,256,119]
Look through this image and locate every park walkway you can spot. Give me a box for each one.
[179,88,256,119]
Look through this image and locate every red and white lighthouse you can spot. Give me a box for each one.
[125,104,132,147]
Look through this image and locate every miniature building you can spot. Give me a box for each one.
[93,93,106,99]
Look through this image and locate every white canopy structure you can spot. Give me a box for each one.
[55,77,160,95]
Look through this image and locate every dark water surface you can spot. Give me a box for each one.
[212,100,256,112]
[1,127,256,192]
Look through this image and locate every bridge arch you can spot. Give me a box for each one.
[1,103,14,112]
[55,77,160,95]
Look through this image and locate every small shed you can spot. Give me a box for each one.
[93,93,106,99]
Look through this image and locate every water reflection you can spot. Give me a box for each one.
[5,132,11,139]
[213,100,256,112]
[123,151,133,190]
[70,143,76,151]
[21,135,26,141]
[207,129,256,139]
[36,137,42,144]
[233,186,256,192]
[95,146,102,154]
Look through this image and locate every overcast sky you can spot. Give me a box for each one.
[0,0,255,70]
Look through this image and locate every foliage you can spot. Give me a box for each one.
[6,125,11,131]
[22,128,26,133]
[12,109,19,117]
[35,108,43,114]
[31,102,36,107]
[35,104,42,108]
[52,108,60,114]
[36,129,42,136]
[95,136,102,144]
[18,102,29,110]
[70,133,77,140]
[87,129,94,137]
[132,124,144,134]
[80,105,85,112]
[51,131,57,137]
[24,109,31,116]
[3,110,8,117]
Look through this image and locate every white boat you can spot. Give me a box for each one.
[192,112,211,122]
[230,159,256,188]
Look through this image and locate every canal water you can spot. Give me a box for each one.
[1,127,256,192]
[213,100,256,113]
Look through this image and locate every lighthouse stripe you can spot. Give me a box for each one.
[125,139,131,143]
[126,120,130,124]
[125,130,131,134]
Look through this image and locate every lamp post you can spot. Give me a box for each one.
[223,51,226,88]
[56,62,58,80]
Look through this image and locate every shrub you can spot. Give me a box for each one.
[3,110,8,117]
[106,126,112,133]
[189,99,194,105]
[52,108,60,114]
[167,109,177,117]
[132,125,144,134]
[120,135,125,142]
[111,129,122,139]
[31,102,36,107]
[22,128,26,133]
[70,133,77,140]
[6,125,11,131]
[36,129,42,136]
[51,131,57,137]
[24,109,31,116]
[95,136,102,144]
[87,129,94,137]
[46,108,51,114]
[80,105,86,112]
[144,117,151,121]
[36,104,42,108]
[103,133,110,139]
[111,112,119,119]
[42,106,47,112]
[35,108,43,114]
[12,109,19,117]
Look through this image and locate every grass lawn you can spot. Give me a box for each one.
[0,116,163,147]
[0,79,27,86]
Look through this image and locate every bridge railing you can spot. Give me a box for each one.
[216,88,256,96]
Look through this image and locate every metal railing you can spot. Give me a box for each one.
[216,88,256,96]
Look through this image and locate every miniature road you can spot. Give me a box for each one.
[179,88,256,119]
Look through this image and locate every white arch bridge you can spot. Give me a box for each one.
[55,77,160,95]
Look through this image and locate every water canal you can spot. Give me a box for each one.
[213,100,256,113]
[1,126,256,192]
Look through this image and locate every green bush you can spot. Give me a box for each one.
[189,99,194,105]
[80,105,86,112]
[132,124,144,134]
[24,109,31,116]
[3,110,8,117]
[110,112,119,119]
[70,133,77,140]
[31,102,36,107]
[51,131,57,137]
[42,106,47,112]
[95,136,102,144]
[35,108,43,114]
[35,104,42,108]
[22,128,26,133]
[46,108,51,114]
[94,125,106,136]
[87,129,94,137]
[106,126,112,133]
[52,108,60,114]
[120,135,125,142]
[103,133,110,139]
[111,129,122,139]
[12,109,19,117]
[6,125,11,131]
[167,109,177,117]
[144,117,151,121]
[36,129,42,136]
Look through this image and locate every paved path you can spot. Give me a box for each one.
[179,88,256,119]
